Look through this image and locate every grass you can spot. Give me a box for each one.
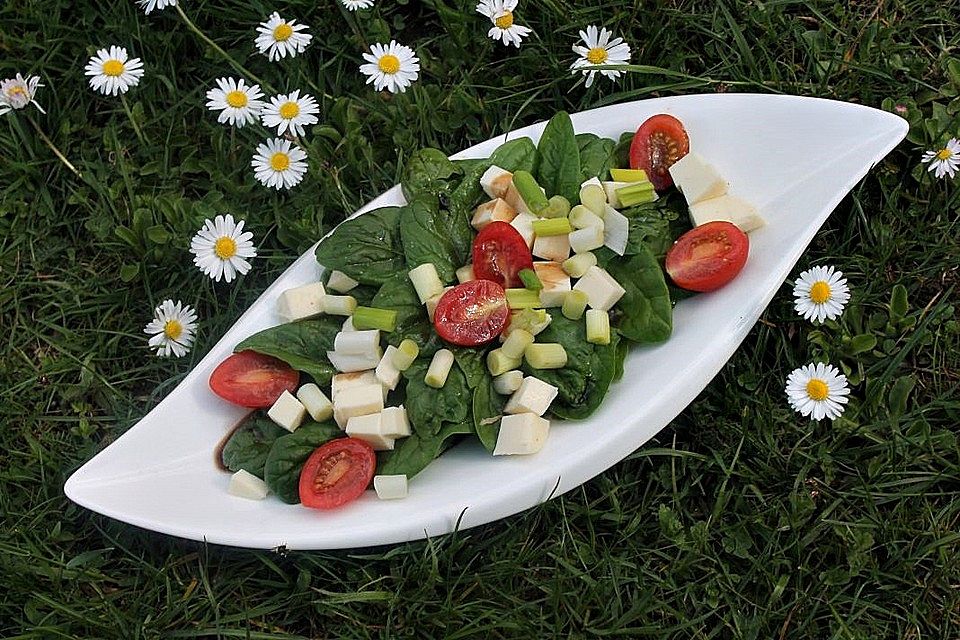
[1,0,959,637]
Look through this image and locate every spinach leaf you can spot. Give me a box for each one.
[490,137,539,173]
[263,421,343,504]
[403,360,471,437]
[314,206,405,286]
[613,330,629,382]
[452,347,488,389]
[399,198,472,281]
[401,148,462,202]
[606,247,673,344]
[220,412,288,478]
[235,316,342,385]
[473,377,504,452]
[536,112,581,203]
[377,420,474,479]
[576,133,617,182]
[370,272,443,355]
[614,130,634,169]
[556,330,620,420]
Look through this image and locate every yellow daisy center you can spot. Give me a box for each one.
[102,59,125,77]
[936,148,953,161]
[495,12,514,29]
[273,23,293,42]
[586,47,608,64]
[7,85,26,98]
[225,90,248,108]
[270,152,291,171]
[214,236,237,260]
[163,319,183,341]
[378,54,401,74]
[279,101,300,119]
[810,281,832,304]
[806,379,829,402]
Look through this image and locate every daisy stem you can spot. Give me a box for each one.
[120,94,147,145]
[174,4,273,93]
[27,115,82,178]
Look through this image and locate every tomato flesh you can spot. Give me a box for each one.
[299,438,375,510]
[665,221,749,292]
[209,350,300,408]
[433,280,510,346]
[472,221,534,289]
[628,114,690,191]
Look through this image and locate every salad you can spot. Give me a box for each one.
[211,111,763,509]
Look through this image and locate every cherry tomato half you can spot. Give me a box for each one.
[299,437,376,510]
[433,280,510,346]
[209,350,300,408]
[628,114,690,191]
[665,221,749,292]
[472,221,534,289]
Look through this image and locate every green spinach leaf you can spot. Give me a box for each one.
[263,421,343,504]
[453,347,488,389]
[614,130,634,169]
[370,272,443,355]
[377,420,474,479]
[403,360,471,436]
[576,133,617,182]
[314,206,405,286]
[490,137,539,173]
[399,198,471,282]
[401,148,462,202]
[220,413,288,478]
[606,247,673,344]
[235,316,342,385]
[537,112,581,203]
[473,377,505,452]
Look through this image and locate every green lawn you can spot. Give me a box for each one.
[2,0,959,637]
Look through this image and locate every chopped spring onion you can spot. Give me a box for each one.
[561,290,589,320]
[524,343,568,369]
[586,309,611,345]
[352,306,398,332]
[562,252,597,278]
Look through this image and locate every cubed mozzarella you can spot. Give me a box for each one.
[376,346,402,391]
[228,469,269,500]
[504,376,559,416]
[334,383,385,429]
[533,261,571,307]
[380,405,411,438]
[327,270,359,293]
[345,413,394,450]
[471,198,518,230]
[510,211,537,249]
[267,390,307,432]
[493,413,550,455]
[327,347,383,373]
[480,165,513,199]
[277,282,325,322]
[374,474,409,499]
[689,194,765,233]
[668,152,728,206]
[331,370,378,402]
[296,383,333,422]
[532,233,570,263]
[572,266,626,311]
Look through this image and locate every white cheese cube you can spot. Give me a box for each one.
[471,198,518,230]
[572,265,626,311]
[331,370,378,402]
[228,469,269,500]
[327,347,383,373]
[277,282,325,322]
[333,329,381,356]
[456,264,475,284]
[532,233,570,263]
[602,181,632,208]
[296,383,333,422]
[375,346,403,391]
[374,474,408,500]
[408,263,445,303]
[510,211,537,249]
[689,194,765,233]
[504,376,559,417]
[425,286,452,322]
[326,270,359,293]
[533,262,571,307]
[334,383,385,429]
[480,165,513,199]
[503,182,533,215]
[341,316,357,332]
[380,405,411,438]
[345,413,394,450]
[267,390,307,432]
[493,413,550,455]
[668,152,728,206]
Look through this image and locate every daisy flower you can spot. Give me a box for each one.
[255,12,313,62]
[205,77,265,128]
[190,214,257,283]
[476,0,532,48]
[359,41,420,94]
[0,73,45,115]
[84,46,144,96]
[144,300,198,358]
[920,138,960,180]
[261,90,319,137]
[252,138,308,190]
[793,265,851,323]
[136,0,176,14]
[341,0,374,9]
[785,362,851,421]
[570,25,631,88]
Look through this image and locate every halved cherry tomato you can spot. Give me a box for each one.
[209,350,300,408]
[628,114,690,191]
[433,280,510,346]
[299,438,376,510]
[665,221,749,292]
[472,221,534,289]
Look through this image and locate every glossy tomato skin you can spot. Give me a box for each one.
[628,114,690,191]
[665,221,749,292]
[299,438,376,510]
[433,280,510,346]
[209,350,300,408]
[472,221,534,289]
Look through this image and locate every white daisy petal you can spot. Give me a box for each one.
[85,46,145,96]
[136,0,176,14]
[358,40,420,94]
[342,0,375,10]
[920,137,960,180]
[143,300,198,358]
[784,362,851,422]
[190,214,258,282]
[570,25,630,87]
[0,73,45,114]
[255,12,313,62]
[792,265,850,323]
[252,138,308,190]
[205,77,264,128]
[261,91,320,137]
